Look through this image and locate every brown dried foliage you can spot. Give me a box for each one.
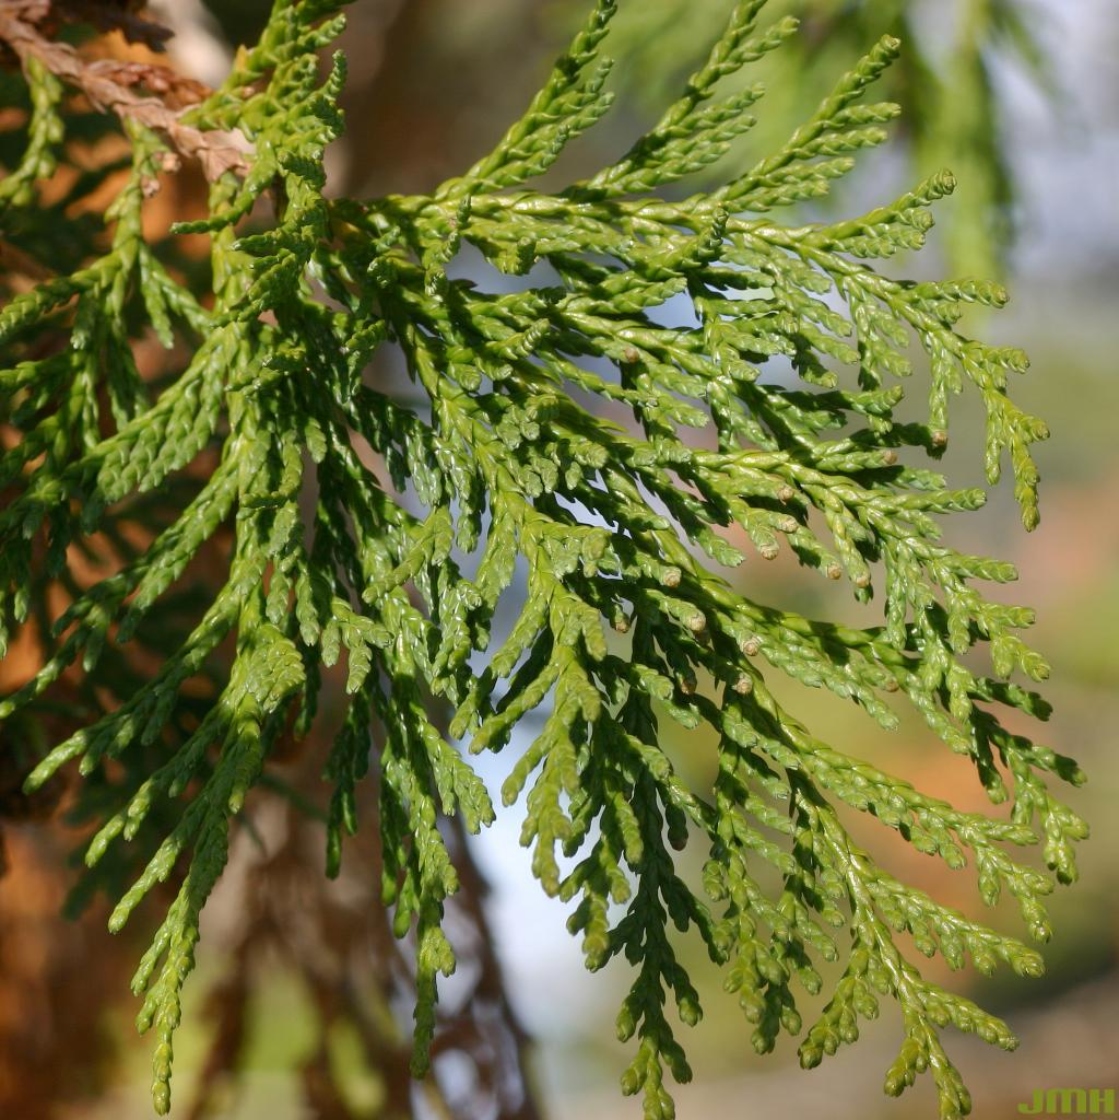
[0,0,244,180]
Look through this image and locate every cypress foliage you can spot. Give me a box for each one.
[564,0,1054,278]
[0,2,1086,1118]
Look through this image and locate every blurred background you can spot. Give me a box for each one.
[1,1,1116,1117]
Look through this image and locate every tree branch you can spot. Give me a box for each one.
[0,0,247,181]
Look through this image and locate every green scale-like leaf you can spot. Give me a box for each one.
[0,1,1086,1118]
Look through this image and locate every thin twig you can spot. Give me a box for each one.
[0,0,247,181]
